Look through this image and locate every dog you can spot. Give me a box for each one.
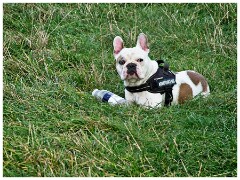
[113,33,210,108]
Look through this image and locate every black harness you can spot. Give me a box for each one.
[125,60,176,106]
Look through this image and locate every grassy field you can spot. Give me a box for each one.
[3,3,237,177]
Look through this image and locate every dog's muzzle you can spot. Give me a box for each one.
[126,63,137,75]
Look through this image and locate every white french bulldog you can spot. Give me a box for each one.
[113,33,210,108]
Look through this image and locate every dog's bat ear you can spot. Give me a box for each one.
[136,33,149,53]
[113,36,124,55]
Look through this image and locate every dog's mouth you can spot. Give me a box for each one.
[126,70,140,79]
[127,69,137,75]
[121,66,143,81]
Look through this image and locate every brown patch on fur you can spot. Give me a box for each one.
[187,71,208,92]
[178,83,193,104]
[116,56,124,62]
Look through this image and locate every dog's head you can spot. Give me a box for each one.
[113,33,152,84]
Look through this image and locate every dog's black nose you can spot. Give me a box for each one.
[126,63,137,75]
[126,63,137,69]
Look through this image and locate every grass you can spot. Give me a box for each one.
[3,3,237,177]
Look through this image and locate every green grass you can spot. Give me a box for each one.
[3,3,237,177]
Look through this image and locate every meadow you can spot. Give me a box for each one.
[3,3,237,177]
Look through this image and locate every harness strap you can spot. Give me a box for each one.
[125,83,150,93]
[164,89,173,107]
[125,60,176,106]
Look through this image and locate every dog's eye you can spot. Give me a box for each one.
[119,59,126,65]
[137,58,143,62]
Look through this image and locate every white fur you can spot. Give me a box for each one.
[124,70,210,108]
[171,71,210,105]
[113,33,210,108]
